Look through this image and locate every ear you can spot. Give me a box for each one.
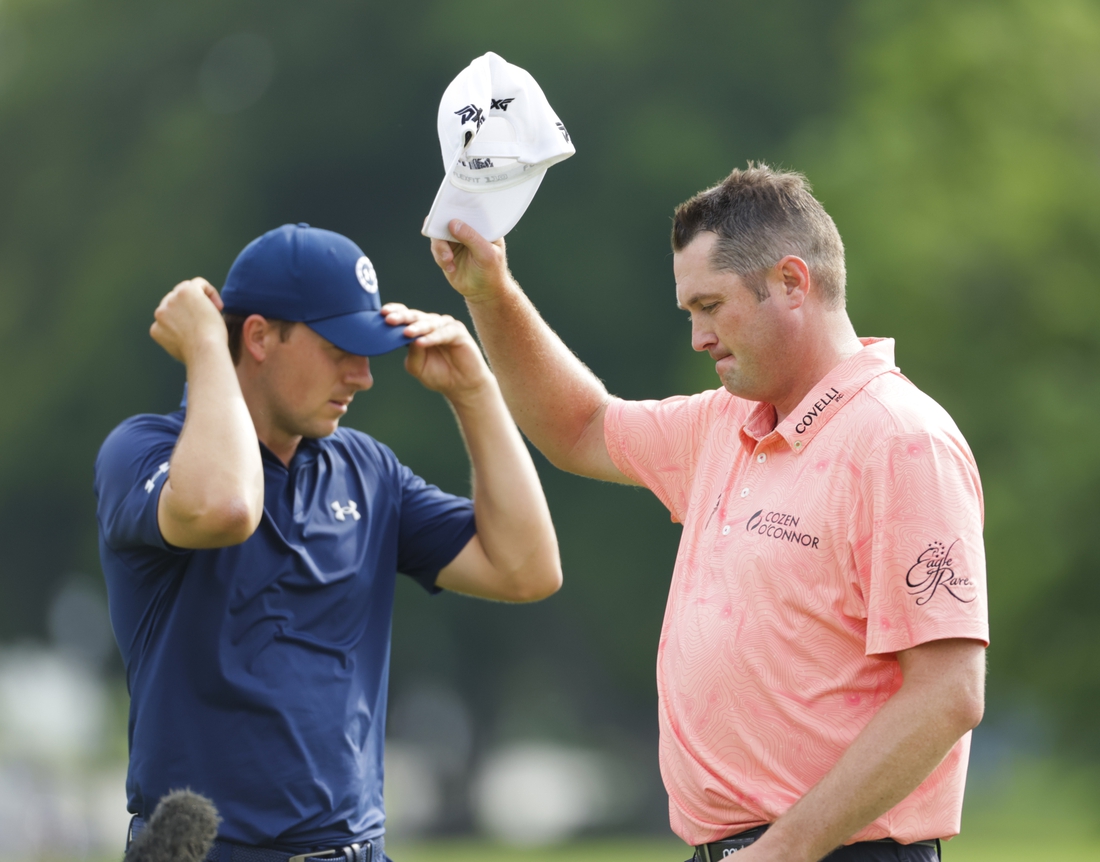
[241,314,275,363]
[775,255,811,309]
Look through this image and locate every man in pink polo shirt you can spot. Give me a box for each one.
[430,164,988,862]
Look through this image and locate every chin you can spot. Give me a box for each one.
[305,419,341,439]
[719,372,763,402]
[718,371,744,396]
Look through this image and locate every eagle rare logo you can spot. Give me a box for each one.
[355,256,378,294]
[906,539,975,605]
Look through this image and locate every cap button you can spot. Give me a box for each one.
[297,222,310,228]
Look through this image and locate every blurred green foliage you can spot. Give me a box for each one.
[0,0,1097,798]
[800,0,1100,758]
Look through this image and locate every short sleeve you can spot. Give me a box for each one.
[604,391,724,523]
[854,430,989,655]
[94,415,183,553]
[396,465,477,593]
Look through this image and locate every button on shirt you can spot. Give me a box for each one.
[95,409,476,850]
[604,338,988,846]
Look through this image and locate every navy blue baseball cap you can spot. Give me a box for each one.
[221,223,413,356]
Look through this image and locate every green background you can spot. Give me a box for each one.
[1,0,1099,853]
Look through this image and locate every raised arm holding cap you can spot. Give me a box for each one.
[96,223,560,859]
[431,164,988,862]
[430,220,626,484]
[149,276,264,549]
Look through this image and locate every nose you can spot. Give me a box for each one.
[345,355,373,391]
[690,315,716,353]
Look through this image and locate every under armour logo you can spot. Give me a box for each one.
[556,122,570,142]
[144,462,169,493]
[490,98,514,111]
[454,104,485,128]
[331,500,361,522]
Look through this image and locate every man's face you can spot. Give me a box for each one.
[255,322,374,440]
[674,231,795,404]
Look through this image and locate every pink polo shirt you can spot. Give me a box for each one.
[604,338,988,846]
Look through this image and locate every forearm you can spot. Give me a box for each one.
[162,337,263,546]
[448,376,561,600]
[465,278,611,475]
[748,640,985,862]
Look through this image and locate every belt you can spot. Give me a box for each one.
[128,816,383,862]
[694,826,941,861]
[694,826,769,861]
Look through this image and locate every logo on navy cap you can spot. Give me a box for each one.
[355,256,378,294]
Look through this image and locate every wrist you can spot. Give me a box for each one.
[749,821,817,862]
[444,373,500,412]
[181,329,232,369]
[463,270,519,306]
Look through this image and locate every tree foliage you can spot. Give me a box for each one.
[0,0,1096,764]
[802,0,1100,755]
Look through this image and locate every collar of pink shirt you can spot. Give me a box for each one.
[739,337,898,453]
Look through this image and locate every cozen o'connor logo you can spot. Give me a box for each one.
[746,509,820,549]
[355,256,378,293]
[906,540,975,605]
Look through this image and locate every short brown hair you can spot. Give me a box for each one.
[671,163,846,307]
[223,313,298,364]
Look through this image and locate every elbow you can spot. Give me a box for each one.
[944,671,986,736]
[161,479,264,549]
[214,496,263,545]
[901,639,986,739]
[507,559,563,603]
[956,687,985,733]
[192,494,262,547]
[960,654,987,732]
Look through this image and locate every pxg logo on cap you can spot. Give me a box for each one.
[221,223,411,356]
[422,51,575,243]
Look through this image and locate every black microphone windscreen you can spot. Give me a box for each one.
[124,789,220,862]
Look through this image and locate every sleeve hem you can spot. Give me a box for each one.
[148,471,191,555]
[416,516,478,595]
[867,628,990,657]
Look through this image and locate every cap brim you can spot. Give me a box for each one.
[307,309,414,357]
[422,169,546,242]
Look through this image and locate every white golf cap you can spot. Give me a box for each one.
[422,52,575,242]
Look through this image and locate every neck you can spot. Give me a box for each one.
[238,369,301,467]
[254,422,302,468]
[771,312,863,425]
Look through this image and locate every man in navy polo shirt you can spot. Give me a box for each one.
[95,224,562,862]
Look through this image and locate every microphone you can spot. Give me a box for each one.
[124,789,221,862]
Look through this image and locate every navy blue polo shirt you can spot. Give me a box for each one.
[94,408,476,851]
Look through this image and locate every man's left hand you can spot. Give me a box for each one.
[383,303,492,400]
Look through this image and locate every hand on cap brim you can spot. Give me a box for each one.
[382,302,492,397]
[429,220,509,302]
